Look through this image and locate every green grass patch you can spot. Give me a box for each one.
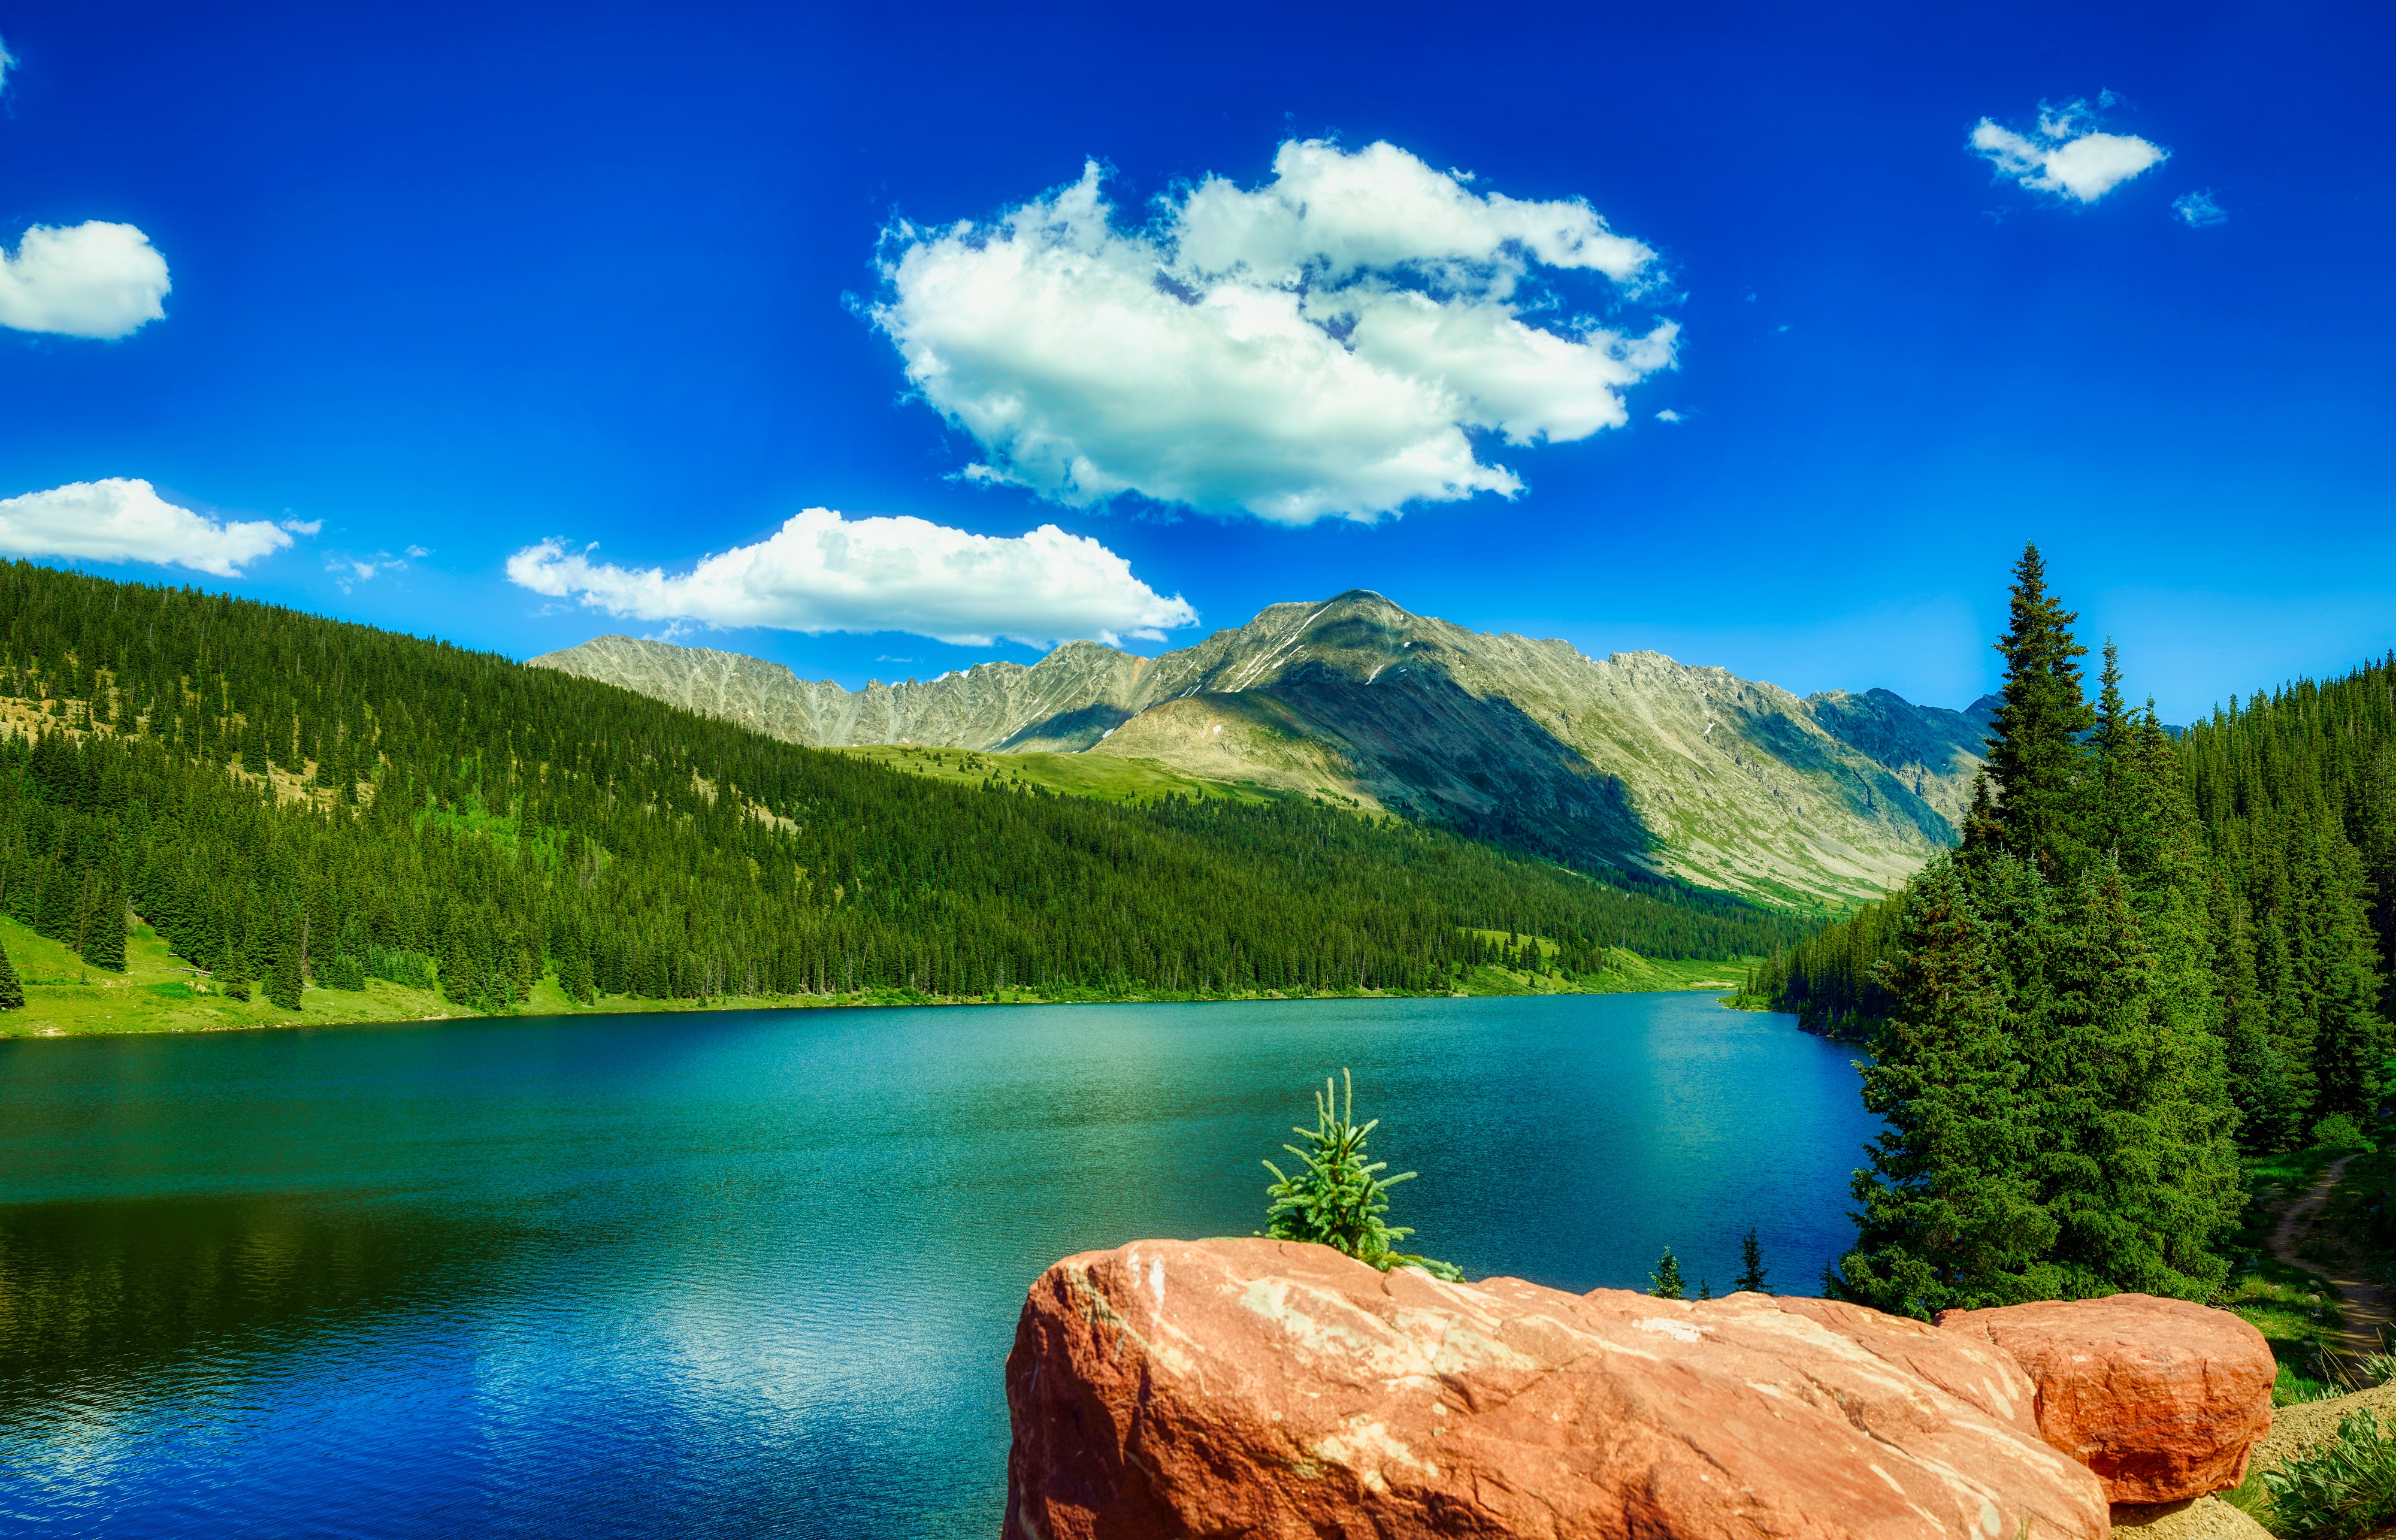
[840,743,1289,807]
[0,912,460,1037]
[2261,1408,2396,1540]
[1454,942,1756,999]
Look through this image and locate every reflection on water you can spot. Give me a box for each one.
[0,1193,510,1423]
[0,995,1875,1538]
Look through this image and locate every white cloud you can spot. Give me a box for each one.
[1971,101,2167,204]
[1654,409,1683,423]
[0,479,294,576]
[280,516,323,535]
[0,222,172,338]
[325,548,416,593]
[0,35,16,94]
[869,139,1674,525]
[506,507,1199,648]
[2174,190,2227,228]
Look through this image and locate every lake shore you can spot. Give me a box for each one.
[0,913,1755,1039]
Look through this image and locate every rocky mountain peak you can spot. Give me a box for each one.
[531,595,1995,906]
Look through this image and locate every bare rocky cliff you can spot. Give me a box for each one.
[530,591,1995,906]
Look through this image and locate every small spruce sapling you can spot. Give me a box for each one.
[1734,1228,1770,1294]
[1649,1245,1686,1300]
[1262,1069,1462,1282]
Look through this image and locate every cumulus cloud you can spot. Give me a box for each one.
[0,479,294,576]
[1654,409,1683,423]
[2174,190,2228,228]
[507,507,1198,648]
[0,222,173,338]
[868,140,1674,525]
[0,35,15,94]
[1971,101,2167,204]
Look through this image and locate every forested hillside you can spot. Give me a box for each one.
[1754,637,2396,1125]
[0,564,1798,1018]
[1753,548,2393,1317]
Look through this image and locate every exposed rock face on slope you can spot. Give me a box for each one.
[524,632,1152,752]
[1003,1237,2122,1540]
[531,591,1995,905]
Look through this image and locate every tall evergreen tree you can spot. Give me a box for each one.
[0,936,22,1008]
[2033,858,2240,1299]
[265,944,303,1010]
[83,875,128,972]
[1969,545,2096,879]
[1831,855,2053,1316]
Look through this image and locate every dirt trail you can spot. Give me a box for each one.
[2270,1154,2394,1358]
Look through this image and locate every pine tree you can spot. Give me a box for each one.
[0,936,22,1009]
[240,713,268,778]
[1970,544,2095,879]
[83,876,127,972]
[2033,858,2240,1299]
[265,943,303,1010]
[1831,856,2054,1317]
[1648,1245,1686,1299]
[1733,1228,1769,1293]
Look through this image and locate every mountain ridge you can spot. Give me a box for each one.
[532,591,1996,906]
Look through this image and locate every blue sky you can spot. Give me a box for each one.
[0,0,2388,719]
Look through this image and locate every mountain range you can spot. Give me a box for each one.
[532,591,1996,907]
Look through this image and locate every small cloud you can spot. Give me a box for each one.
[0,479,290,576]
[1971,99,2168,204]
[0,35,16,94]
[0,222,173,338]
[279,517,323,535]
[403,544,431,558]
[507,507,1199,648]
[875,655,916,662]
[1775,324,1791,334]
[322,546,416,594]
[2173,190,2228,228]
[1654,409,1683,423]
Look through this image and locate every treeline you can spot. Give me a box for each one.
[0,562,1801,1013]
[1804,546,2392,1318]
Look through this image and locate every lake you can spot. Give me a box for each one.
[0,993,1875,1537]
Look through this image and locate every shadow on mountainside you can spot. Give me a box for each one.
[1256,655,1665,881]
[998,703,1136,754]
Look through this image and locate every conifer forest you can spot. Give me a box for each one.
[0,562,1798,1016]
[1750,546,2395,1315]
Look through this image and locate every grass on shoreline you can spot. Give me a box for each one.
[0,912,1763,1040]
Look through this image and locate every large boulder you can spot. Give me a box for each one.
[1937,1296,2276,1504]
[1004,1238,2108,1540]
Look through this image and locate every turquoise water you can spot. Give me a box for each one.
[0,993,1874,1536]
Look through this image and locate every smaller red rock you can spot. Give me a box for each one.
[1937,1294,2276,1503]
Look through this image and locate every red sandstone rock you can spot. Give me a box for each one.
[1937,1295,2277,1504]
[1004,1238,2108,1540]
